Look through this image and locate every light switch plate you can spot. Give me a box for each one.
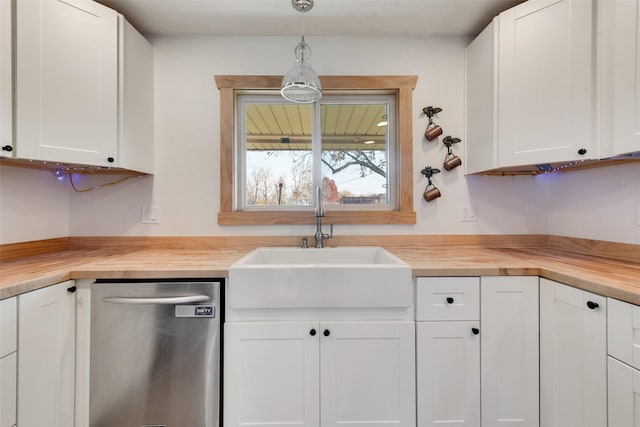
[142,205,160,224]
[636,203,640,227]
[459,204,477,222]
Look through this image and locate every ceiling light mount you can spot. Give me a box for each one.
[292,0,314,12]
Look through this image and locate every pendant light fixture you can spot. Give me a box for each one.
[281,0,322,103]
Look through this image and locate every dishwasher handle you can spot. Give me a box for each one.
[101,295,210,305]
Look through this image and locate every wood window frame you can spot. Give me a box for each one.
[215,75,418,225]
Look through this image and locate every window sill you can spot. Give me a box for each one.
[218,210,417,226]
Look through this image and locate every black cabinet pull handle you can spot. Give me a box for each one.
[446,297,454,304]
[472,328,480,335]
[323,329,330,337]
[310,329,316,336]
[67,286,77,293]
[578,148,587,155]
[107,157,115,163]
[1,145,12,152]
[586,301,599,310]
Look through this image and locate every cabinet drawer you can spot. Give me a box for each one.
[608,356,640,427]
[416,277,480,321]
[0,353,16,427]
[0,298,16,358]
[608,297,640,370]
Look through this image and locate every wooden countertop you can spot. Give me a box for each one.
[2,244,640,305]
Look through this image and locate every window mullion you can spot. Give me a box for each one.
[312,100,323,203]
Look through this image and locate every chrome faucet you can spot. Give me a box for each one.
[314,186,333,248]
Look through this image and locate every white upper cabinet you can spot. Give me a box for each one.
[465,19,499,174]
[13,0,153,173]
[466,0,594,173]
[498,0,593,167]
[117,15,153,174]
[597,0,640,158]
[16,0,119,166]
[0,0,13,157]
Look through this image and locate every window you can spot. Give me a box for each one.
[215,75,417,225]
[238,93,395,210]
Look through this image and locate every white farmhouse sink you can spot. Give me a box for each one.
[228,246,412,309]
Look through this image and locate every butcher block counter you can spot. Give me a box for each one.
[1,235,640,304]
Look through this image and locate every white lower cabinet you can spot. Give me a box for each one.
[0,297,16,427]
[0,353,16,427]
[608,355,640,427]
[17,280,76,427]
[540,278,607,427]
[481,276,539,427]
[415,277,480,427]
[224,320,415,427]
[224,321,319,427]
[607,296,640,427]
[416,321,480,426]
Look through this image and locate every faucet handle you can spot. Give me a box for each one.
[301,237,308,248]
[325,224,334,240]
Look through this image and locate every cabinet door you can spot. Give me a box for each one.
[320,321,415,427]
[498,0,593,166]
[416,321,480,427]
[0,353,16,427]
[0,298,16,358]
[599,0,640,157]
[224,321,320,427]
[0,0,12,156]
[608,297,640,371]
[17,281,76,427]
[540,278,606,427]
[15,0,118,165]
[608,356,640,427]
[481,276,539,427]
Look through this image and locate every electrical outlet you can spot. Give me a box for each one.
[459,203,477,222]
[142,205,160,224]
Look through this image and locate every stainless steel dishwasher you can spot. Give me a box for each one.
[90,280,221,427]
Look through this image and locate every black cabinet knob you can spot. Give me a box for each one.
[310,328,316,336]
[323,329,330,337]
[586,301,599,310]
[472,328,480,335]
[578,148,587,155]
[446,297,454,304]
[67,286,77,293]
[1,145,12,152]
[107,157,115,163]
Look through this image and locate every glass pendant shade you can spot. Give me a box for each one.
[281,36,322,103]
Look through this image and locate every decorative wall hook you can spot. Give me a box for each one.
[442,136,462,171]
[420,166,442,202]
[442,136,461,147]
[422,106,443,119]
[423,106,444,141]
[420,166,441,179]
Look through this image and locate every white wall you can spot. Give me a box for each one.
[0,166,69,244]
[547,162,640,245]
[8,35,638,245]
[67,35,550,238]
